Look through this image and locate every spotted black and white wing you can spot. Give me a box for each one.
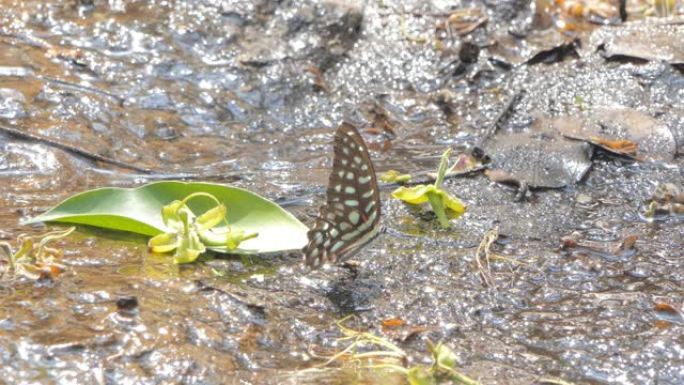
[303,122,381,268]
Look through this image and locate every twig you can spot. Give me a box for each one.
[39,76,124,104]
[475,89,526,153]
[0,124,249,180]
[475,228,499,288]
[0,124,157,173]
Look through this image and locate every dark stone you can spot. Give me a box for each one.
[116,296,139,312]
[327,278,382,314]
[459,42,480,64]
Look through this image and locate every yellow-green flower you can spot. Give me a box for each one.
[391,149,466,228]
[148,193,257,264]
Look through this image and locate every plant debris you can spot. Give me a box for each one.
[560,231,638,260]
[644,183,684,218]
[310,317,480,385]
[0,227,74,281]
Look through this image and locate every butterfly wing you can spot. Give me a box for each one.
[303,122,381,268]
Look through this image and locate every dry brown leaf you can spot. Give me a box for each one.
[381,318,406,328]
[654,302,680,315]
[589,136,638,156]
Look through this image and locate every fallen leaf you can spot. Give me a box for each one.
[482,132,592,189]
[589,137,637,156]
[619,235,638,251]
[304,65,329,93]
[655,302,680,314]
[559,232,638,259]
[437,7,488,36]
[381,318,406,328]
[587,16,684,65]
[552,107,676,161]
[653,301,684,326]
[654,320,672,329]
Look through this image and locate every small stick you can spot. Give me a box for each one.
[475,228,499,288]
[0,124,157,173]
[482,89,526,143]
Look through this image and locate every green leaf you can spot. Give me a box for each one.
[434,148,452,188]
[391,185,434,205]
[431,342,458,371]
[440,191,466,216]
[23,181,309,254]
[391,148,466,228]
[391,186,466,216]
[407,367,435,385]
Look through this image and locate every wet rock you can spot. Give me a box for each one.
[133,89,174,110]
[327,278,382,314]
[0,88,26,119]
[238,0,362,70]
[153,122,177,140]
[125,122,147,139]
[484,0,534,22]
[180,111,218,131]
[90,122,108,134]
[482,132,593,189]
[576,194,593,205]
[665,108,684,154]
[0,66,34,77]
[204,259,249,274]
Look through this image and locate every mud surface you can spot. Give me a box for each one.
[0,1,683,384]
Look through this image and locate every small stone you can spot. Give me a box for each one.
[0,88,26,119]
[576,194,593,205]
[116,296,139,314]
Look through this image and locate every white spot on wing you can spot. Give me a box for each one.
[349,211,360,225]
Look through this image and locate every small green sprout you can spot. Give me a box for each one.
[380,170,412,183]
[427,341,478,385]
[148,192,257,264]
[573,95,586,111]
[391,148,466,228]
[0,227,75,280]
[653,0,675,17]
[313,316,479,385]
[407,366,434,385]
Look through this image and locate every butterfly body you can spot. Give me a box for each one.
[303,122,381,268]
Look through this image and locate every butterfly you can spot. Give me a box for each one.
[303,122,381,268]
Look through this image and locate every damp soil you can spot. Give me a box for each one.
[0,1,683,384]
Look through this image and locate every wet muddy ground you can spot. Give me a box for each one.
[0,1,683,384]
